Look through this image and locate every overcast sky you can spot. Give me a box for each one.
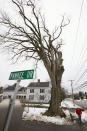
[0,0,87,93]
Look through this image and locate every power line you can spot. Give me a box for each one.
[64,0,86,90]
[74,40,87,83]
[75,0,84,45]
[74,85,87,92]
[74,81,87,91]
[74,58,87,82]
[71,0,85,72]
[77,38,87,66]
[66,0,87,93]
[74,68,87,85]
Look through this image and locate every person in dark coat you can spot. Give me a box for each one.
[76,108,82,124]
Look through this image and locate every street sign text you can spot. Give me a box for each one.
[9,70,34,80]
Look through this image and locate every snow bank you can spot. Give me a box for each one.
[74,99,87,108]
[25,103,49,107]
[61,98,81,108]
[82,111,87,122]
[22,98,87,125]
[22,107,71,125]
[61,98,87,123]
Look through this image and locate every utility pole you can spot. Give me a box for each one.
[69,80,74,103]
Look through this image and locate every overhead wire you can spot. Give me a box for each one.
[77,39,87,65]
[70,0,87,88]
[74,38,87,85]
[74,68,87,85]
[71,0,85,71]
[68,0,87,93]
[64,0,86,91]
[74,81,87,91]
[75,85,87,91]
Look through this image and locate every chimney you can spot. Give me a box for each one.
[38,79,40,83]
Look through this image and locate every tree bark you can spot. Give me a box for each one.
[48,74,65,116]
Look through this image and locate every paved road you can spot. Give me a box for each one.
[0,100,87,131]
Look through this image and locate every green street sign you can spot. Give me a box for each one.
[9,70,34,80]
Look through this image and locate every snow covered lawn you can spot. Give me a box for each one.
[22,98,87,125]
[22,107,71,125]
[1,98,87,125]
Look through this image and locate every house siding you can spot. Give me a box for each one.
[26,86,51,103]
[3,87,27,100]
[3,91,14,99]
[2,81,51,103]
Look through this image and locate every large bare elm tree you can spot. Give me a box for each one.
[0,0,70,116]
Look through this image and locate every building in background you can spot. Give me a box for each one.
[17,87,27,100]
[3,84,16,99]
[3,83,27,100]
[2,80,51,103]
[26,79,51,103]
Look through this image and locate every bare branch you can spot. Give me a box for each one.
[51,16,70,42]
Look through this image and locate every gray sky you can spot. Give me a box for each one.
[0,0,87,93]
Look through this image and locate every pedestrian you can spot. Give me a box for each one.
[76,108,82,124]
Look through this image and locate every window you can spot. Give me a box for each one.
[30,89,34,93]
[40,95,44,100]
[24,96,26,99]
[8,95,11,98]
[24,90,25,92]
[29,95,34,100]
[19,96,21,99]
[40,89,45,93]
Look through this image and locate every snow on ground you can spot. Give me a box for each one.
[25,103,49,107]
[22,98,87,125]
[1,98,87,125]
[61,98,87,122]
[74,99,87,108]
[22,107,71,125]
[61,98,81,108]
[81,111,87,122]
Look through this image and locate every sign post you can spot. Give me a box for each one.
[3,69,34,131]
[3,79,21,131]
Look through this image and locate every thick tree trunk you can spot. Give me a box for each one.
[45,66,66,117]
[42,51,65,117]
[48,79,65,116]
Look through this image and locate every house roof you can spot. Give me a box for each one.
[4,84,25,91]
[19,87,27,91]
[28,82,49,88]
[4,84,16,91]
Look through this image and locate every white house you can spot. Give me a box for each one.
[17,87,27,100]
[3,80,51,103]
[3,84,16,99]
[3,84,27,100]
[26,79,51,103]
